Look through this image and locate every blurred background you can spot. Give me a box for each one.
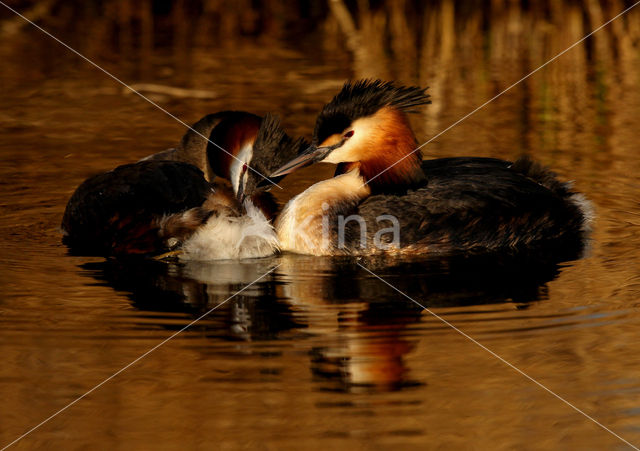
[2,1,640,449]
[2,0,639,135]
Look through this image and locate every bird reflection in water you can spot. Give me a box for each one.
[80,252,564,392]
[81,258,302,341]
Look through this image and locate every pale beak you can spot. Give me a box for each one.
[270,144,333,178]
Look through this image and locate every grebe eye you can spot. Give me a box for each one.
[242,163,247,172]
[343,130,354,138]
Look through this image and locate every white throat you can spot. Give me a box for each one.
[229,143,253,194]
[275,169,370,255]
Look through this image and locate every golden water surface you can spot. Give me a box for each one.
[1,2,640,449]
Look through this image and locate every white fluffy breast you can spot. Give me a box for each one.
[179,201,279,261]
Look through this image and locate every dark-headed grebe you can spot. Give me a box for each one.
[271,80,593,257]
[62,113,306,259]
[142,110,292,219]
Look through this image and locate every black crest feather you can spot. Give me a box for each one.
[254,112,288,153]
[314,79,431,144]
[248,113,310,190]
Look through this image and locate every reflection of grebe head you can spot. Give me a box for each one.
[271,80,430,190]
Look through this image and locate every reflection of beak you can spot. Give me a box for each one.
[270,144,333,178]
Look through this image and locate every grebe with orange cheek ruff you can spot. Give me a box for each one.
[271,80,593,257]
[62,113,306,260]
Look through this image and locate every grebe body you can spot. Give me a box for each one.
[62,113,305,259]
[272,80,592,257]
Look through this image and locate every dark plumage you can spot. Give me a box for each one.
[314,79,431,144]
[62,161,213,256]
[143,111,293,192]
[272,79,592,258]
[144,111,259,181]
[250,114,309,191]
[62,111,306,258]
[206,111,262,180]
[333,157,589,257]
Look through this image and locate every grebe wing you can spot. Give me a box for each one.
[421,157,512,173]
[422,156,573,198]
[62,161,212,256]
[356,159,586,253]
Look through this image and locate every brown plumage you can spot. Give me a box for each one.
[62,160,214,256]
[272,79,592,258]
[62,112,306,258]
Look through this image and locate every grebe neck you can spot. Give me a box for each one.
[276,169,371,255]
[207,115,261,180]
[335,108,425,193]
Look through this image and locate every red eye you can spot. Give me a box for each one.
[343,130,354,138]
[242,163,247,172]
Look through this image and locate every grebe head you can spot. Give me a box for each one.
[271,80,430,190]
[205,111,261,195]
[204,112,305,202]
[238,113,308,202]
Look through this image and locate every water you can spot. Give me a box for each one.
[2,4,640,449]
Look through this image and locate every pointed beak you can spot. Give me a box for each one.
[256,174,281,189]
[270,144,331,178]
[236,182,246,204]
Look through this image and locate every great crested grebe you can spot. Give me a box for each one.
[142,110,289,219]
[271,79,593,257]
[62,112,306,259]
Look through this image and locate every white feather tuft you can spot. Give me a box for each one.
[569,193,595,235]
[179,200,279,261]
